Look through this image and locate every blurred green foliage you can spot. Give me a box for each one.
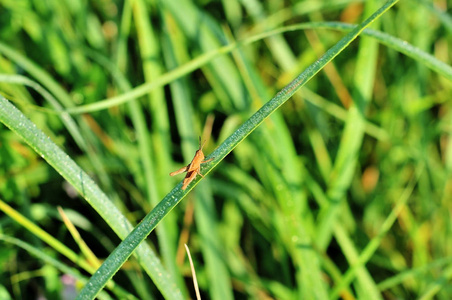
[0,0,451,299]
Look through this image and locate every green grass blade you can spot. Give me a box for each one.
[0,41,117,195]
[206,0,398,174]
[0,234,131,300]
[0,74,87,152]
[131,0,186,296]
[0,198,94,273]
[313,22,452,80]
[0,96,183,300]
[250,22,452,81]
[0,43,74,108]
[58,18,450,115]
[418,263,452,300]
[330,169,419,298]
[377,256,452,292]
[160,0,248,111]
[161,9,234,299]
[316,2,383,298]
[75,1,398,298]
[161,0,239,297]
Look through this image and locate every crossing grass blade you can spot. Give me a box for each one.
[3,0,450,299]
[73,1,398,298]
[0,96,183,300]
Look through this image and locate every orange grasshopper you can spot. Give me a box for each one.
[170,138,213,190]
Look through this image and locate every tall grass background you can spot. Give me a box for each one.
[0,0,451,299]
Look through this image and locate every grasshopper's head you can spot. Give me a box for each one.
[195,137,207,159]
[194,149,205,161]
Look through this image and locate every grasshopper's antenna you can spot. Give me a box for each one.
[199,136,207,150]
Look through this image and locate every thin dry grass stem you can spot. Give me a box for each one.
[185,244,201,300]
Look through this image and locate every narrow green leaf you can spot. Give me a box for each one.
[76,1,398,298]
[0,96,183,300]
[55,18,452,115]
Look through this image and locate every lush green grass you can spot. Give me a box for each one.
[0,0,451,299]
